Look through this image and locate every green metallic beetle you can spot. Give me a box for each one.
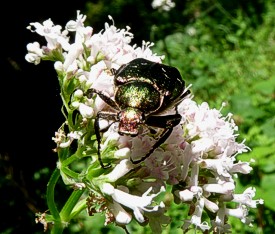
[86,58,190,168]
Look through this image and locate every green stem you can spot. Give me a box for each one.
[70,198,88,220]
[62,153,79,166]
[47,168,87,233]
[61,153,80,179]
[47,168,61,221]
[62,166,79,179]
[60,189,86,222]
[46,168,64,233]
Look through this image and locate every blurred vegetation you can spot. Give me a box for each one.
[1,0,274,233]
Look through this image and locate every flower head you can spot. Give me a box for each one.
[26,11,263,234]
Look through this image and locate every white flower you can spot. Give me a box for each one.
[101,127,120,149]
[108,201,132,225]
[191,138,214,154]
[114,148,131,159]
[203,197,219,213]
[86,60,107,87]
[66,10,86,31]
[152,0,176,11]
[79,103,94,118]
[73,89,83,98]
[134,41,164,63]
[102,183,165,223]
[27,19,70,51]
[181,143,196,181]
[179,101,242,160]
[66,10,93,46]
[105,159,133,182]
[63,43,83,71]
[54,61,63,71]
[230,161,253,174]
[58,131,83,148]
[203,182,235,194]
[212,206,232,233]
[25,42,44,64]
[59,139,72,148]
[233,187,264,208]
[224,205,251,224]
[178,189,194,201]
[67,131,82,140]
[182,198,210,231]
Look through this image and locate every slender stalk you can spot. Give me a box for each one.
[46,168,64,233]
[60,189,86,222]
[47,168,61,221]
[47,168,87,233]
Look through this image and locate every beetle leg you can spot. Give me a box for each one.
[94,111,118,169]
[131,114,182,164]
[146,114,182,129]
[86,88,120,111]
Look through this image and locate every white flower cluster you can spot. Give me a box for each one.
[151,0,176,11]
[26,11,263,233]
[26,10,163,123]
[176,99,263,231]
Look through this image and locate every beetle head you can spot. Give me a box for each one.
[118,107,144,136]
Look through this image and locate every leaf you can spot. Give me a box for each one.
[252,76,275,95]
[261,117,275,138]
[260,174,275,211]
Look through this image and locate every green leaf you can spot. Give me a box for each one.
[260,174,275,211]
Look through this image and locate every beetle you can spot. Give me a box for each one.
[86,58,190,168]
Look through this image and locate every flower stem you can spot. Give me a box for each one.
[47,168,87,233]
[46,168,64,233]
[47,168,61,221]
[60,189,86,222]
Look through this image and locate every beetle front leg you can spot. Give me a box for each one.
[131,114,182,164]
[94,111,118,169]
[86,88,120,111]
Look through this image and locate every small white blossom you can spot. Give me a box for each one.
[224,205,251,224]
[73,89,83,98]
[73,183,86,190]
[152,0,176,11]
[54,61,63,71]
[182,198,210,232]
[65,10,92,46]
[203,182,235,194]
[63,43,83,71]
[67,131,82,140]
[101,127,120,149]
[203,197,219,213]
[79,103,94,118]
[59,139,72,148]
[108,201,132,225]
[178,189,194,201]
[102,183,165,223]
[25,42,44,64]
[27,19,69,51]
[114,148,131,159]
[233,187,264,208]
[230,161,253,174]
[105,159,133,182]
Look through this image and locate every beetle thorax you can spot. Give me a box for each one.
[118,107,144,136]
